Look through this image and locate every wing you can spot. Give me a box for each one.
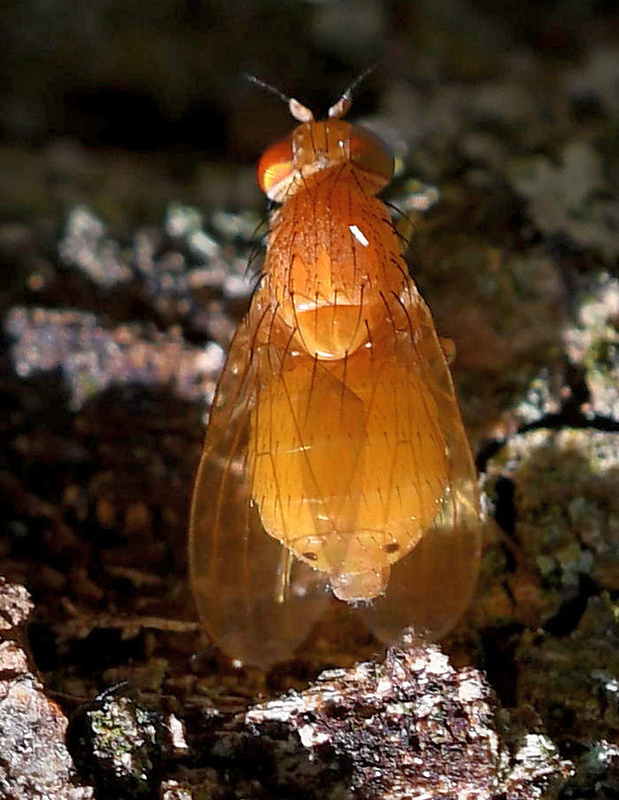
[360,284,482,643]
[188,299,330,667]
[190,279,481,664]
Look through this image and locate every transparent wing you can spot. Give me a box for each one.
[190,280,481,665]
[188,300,330,667]
[360,286,482,643]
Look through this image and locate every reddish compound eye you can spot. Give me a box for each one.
[348,126,394,187]
[257,135,295,200]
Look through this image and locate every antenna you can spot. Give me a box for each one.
[243,74,314,123]
[245,64,380,122]
[327,63,379,119]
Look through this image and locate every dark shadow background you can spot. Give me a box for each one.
[3,1,614,159]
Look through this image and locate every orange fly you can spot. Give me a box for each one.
[189,82,481,666]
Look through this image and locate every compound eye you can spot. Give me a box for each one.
[349,127,394,187]
[257,135,295,200]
